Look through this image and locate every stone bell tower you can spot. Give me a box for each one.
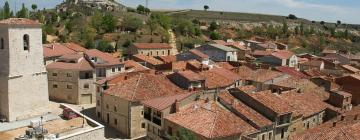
[0,18,49,122]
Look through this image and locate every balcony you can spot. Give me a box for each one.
[153,117,161,126]
[144,113,151,121]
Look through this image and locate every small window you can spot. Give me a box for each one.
[1,38,4,49]
[118,67,122,71]
[67,84,73,89]
[23,34,30,51]
[162,51,165,55]
[106,104,109,109]
[168,126,173,136]
[53,84,58,88]
[141,122,145,129]
[52,73,57,76]
[112,68,115,72]
[67,73,72,77]
[114,106,117,112]
[269,132,272,140]
[114,118,117,125]
[262,134,265,140]
[84,84,89,89]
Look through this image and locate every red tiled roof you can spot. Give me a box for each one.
[123,60,149,72]
[341,65,360,73]
[301,60,324,67]
[290,106,360,140]
[251,69,284,82]
[211,68,241,82]
[275,66,309,79]
[218,91,273,128]
[280,90,327,118]
[133,54,164,65]
[142,92,194,111]
[213,40,249,51]
[176,70,205,82]
[64,42,88,52]
[104,73,184,102]
[234,65,255,80]
[216,62,235,70]
[237,85,257,93]
[157,55,177,63]
[186,59,208,70]
[172,61,188,71]
[0,18,40,25]
[271,50,294,59]
[248,90,293,115]
[43,43,76,58]
[133,43,172,49]
[212,40,228,45]
[46,56,93,71]
[85,49,122,66]
[199,68,240,89]
[189,49,209,59]
[252,50,272,57]
[165,101,258,139]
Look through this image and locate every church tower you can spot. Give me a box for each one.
[0,18,49,122]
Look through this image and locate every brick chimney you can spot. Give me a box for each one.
[175,99,180,112]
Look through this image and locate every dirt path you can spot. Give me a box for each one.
[168,29,179,55]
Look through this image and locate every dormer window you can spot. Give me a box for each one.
[23,34,30,51]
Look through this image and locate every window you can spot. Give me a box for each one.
[141,122,145,129]
[162,51,165,55]
[112,68,115,72]
[269,132,272,140]
[114,106,117,112]
[167,126,173,136]
[97,112,100,118]
[84,84,89,89]
[67,84,73,89]
[52,73,57,76]
[281,128,285,139]
[156,51,159,56]
[262,134,265,140]
[97,100,100,106]
[23,34,30,51]
[114,119,117,125]
[106,104,109,109]
[67,73,72,77]
[1,38,4,49]
[53,84,58,88]
[118,67,122,71]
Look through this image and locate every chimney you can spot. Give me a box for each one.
[175,99,180,112]
[124,75,128,80]
[354,114,358,120]
[341,115,345,121]
[205,97,210,103]
[333,121,337,127]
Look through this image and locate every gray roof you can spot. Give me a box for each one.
[208,44,238,52]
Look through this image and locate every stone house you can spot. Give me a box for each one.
[279,90,327,136]
[232,90,293,140]
[196,44,238,62]
[213,40,251,60]
[237,68,288,91]
[43,43,76,65]
[96,73,185,139]
[141,92,198,140]
[129,43,172,57]
[0,18,49,122]
[199,67,242,92]
[168,70,206,90]
[328,90,352,111]
[132,54,164,70]
[259,50,298,68]
[163,100,259,140]
[218,90,275,140]
[176,49,211,65]
[46,54,96,104]
[299,60,324,71]
[85,49,124,79]
[335,74,360,105]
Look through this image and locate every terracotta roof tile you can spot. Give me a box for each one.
[43,43,76,58]
[133,43,172,49]
[341,65,360,73]
[165,101,258,139]
[133,54,164,65]
[157,55,177,63]
[85,49,122,66]
[64,42,88,52]
[301,60,324,67]
[46,55,93,71]
[189,49,209,59]
[199,68,240,89]
[248,90,293,115]
[104,73,184,102]
[218,91,273,128]
[275,66,309,79]
[215,62,235,70]
[142,92,194,111]
[0,18,40,25]
[280,90,327,118]
[123,60,149,73]
[251,69,284,82]
[271,50,294,59]
[175,70,205,81]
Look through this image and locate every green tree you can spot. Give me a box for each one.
[282,20,288,35]
[122,15,142,32]
[148,18,158,35]
[91,11,103,32]
[209,21,218,31]
[3,1,12,19]
[97,40,114,53]
[16,3,28,18]
[300,23,304,35]
[85,40,95,49]
[167,128,196,140]
[102,13,117,33]
[294,26,299,35]
[210,31,221,40]
[136,5,146,14]
[31,4,37,12]
[150,13,172,30]
[81,25,97,42]
[175,19,196,36]
[204,5,209,11]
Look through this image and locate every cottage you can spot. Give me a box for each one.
[168,70,206,90]
[336,74,360,105]
[196,44,238,62]
[85,49,124,79]
[129,43,172,57]
[259,50,298,67]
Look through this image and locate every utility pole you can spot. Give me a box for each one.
[145,0,148,8]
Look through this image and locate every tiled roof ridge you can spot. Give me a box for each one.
[131,74,143,101]
[209,110,219,138]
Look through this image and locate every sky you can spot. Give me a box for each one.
[0,0,359,24]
